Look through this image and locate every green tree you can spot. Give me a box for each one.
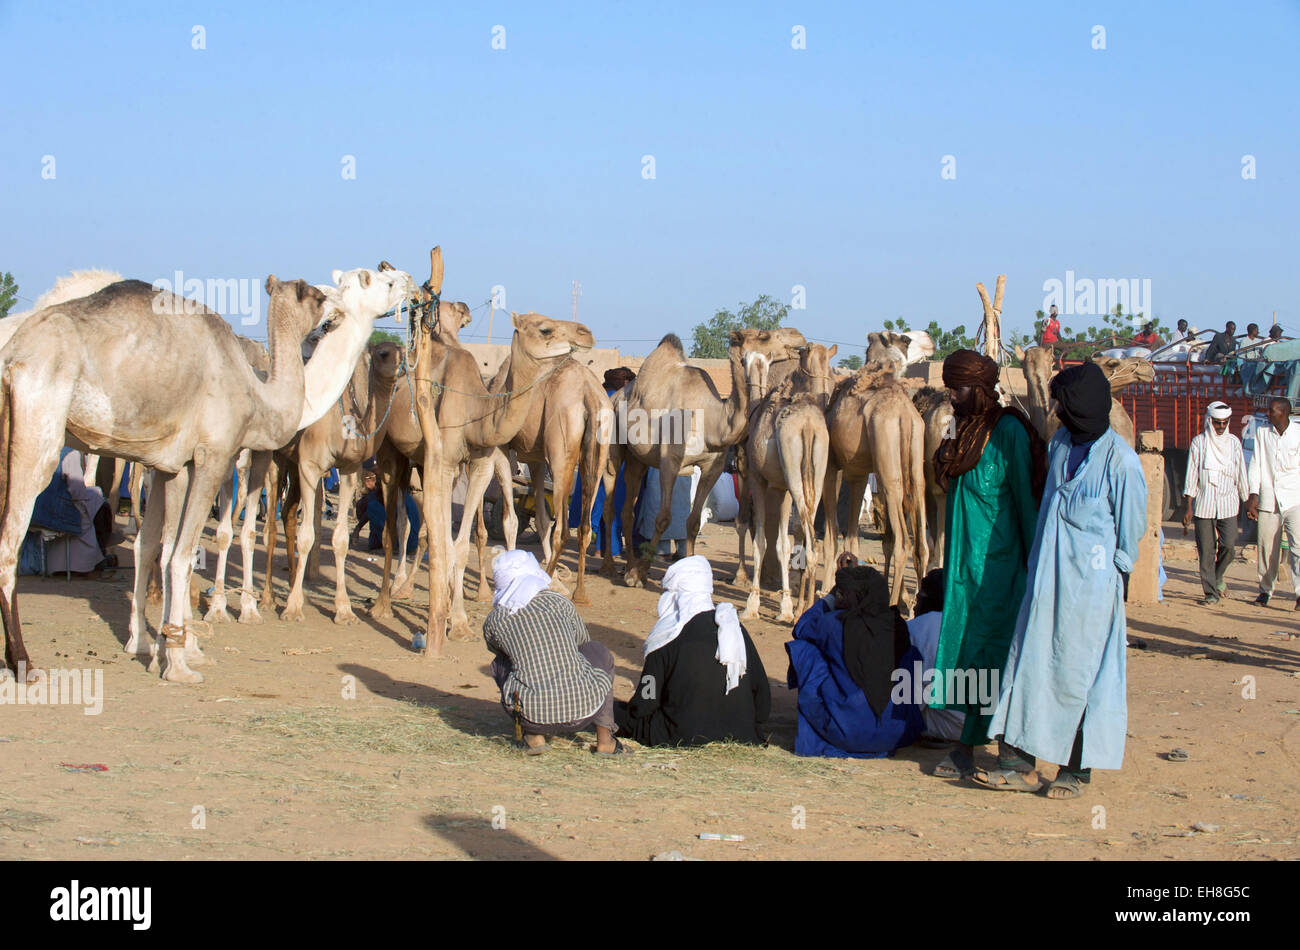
[689,294,790,358]
[0,273,18,318]
[837,353,863,371]
[369,329,402,346]
[923,320,978,361]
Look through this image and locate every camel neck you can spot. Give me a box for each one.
[296,310,371,431]
[261,294,308,445]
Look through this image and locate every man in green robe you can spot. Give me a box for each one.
[928,350,1045,779]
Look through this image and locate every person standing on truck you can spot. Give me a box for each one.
[1202,321,1238,364]
[1183,402,1249,605]
[1246,396,1300,608]
[1040,305,1061,348]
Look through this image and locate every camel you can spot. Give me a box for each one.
[725,327,808,589]
[0,266,413,683]
[374,248,592,655]
[1017,346,1155,447]
[822,361,929,607]
[479,354,614,606]
[912,385,953,573]
[866,330,936,380]
[613,330,800,590]
[249,341,405,625]
[741,343,837,623]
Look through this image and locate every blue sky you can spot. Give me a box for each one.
[1,1,1297,351]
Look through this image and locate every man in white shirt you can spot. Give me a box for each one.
[1246,397,1300,607]
[1184,402,1249,605]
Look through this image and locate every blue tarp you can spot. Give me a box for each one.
[20,461,85,575]
[1239,358,1300,404]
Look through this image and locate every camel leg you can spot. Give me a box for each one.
[742,484,769,621]
[449,455,495,641]
[598,457,616,579]
[821,467,841,593]
[259,458,283,613]
[0,375,72,679]
[532,467,554,567]
[370,449,404,620]
[931,491,946,572]
[391,489,412,596]
[543,455,579,576]
[572,437,604,606]
[618,454,655,582]
[282,468,300,585]
[773,490,795,623]
[331,471,359,624]
[204,467,236,623]
[237,452,271,623]
[107,457,126,523]
[282,463,322,622]
[305,487,323,583]
[474,503,490,602]
[845,477,868,563]
[160,461,227,683]
[128,462,145,535]
[685,453,727,558]
[127,469,165,657]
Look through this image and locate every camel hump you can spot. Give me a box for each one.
[657,333,684,354]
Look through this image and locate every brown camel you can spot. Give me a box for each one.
[741,343,837,623]
[1017,346,1155,447]
[273,341,404,624]
[912,385,954,573]
[374,248,592,655]
[479,354,614,605]
[613,330,798,590]
[0,266,413,682]
[727,327,807,588]
[823,361,929,607]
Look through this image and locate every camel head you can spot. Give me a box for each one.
[796,343,837,394]
[370,340,404,384]
[325,266,416,330]
[265,276,328,341]
[432,300,474,345]
[1090,353,1156,394]
[734,327,807,362]
[509,311,594,361]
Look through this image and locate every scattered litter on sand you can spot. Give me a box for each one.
[60,763,108,773]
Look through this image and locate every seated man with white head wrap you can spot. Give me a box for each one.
[615,555,769,746]
[1183,401,1249,605]
[483,550,622,755]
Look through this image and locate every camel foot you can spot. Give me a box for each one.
[281,602,305,623]
[741,589,762,621]
[447,622,476,643]
[185,650,213,667]
[123,634,153,657]
[203,600,230,624]
[776,590,795,625]
[370,596,394,620]
[572,586,590,607]
[475,582,492,604]
[730,569,750,588]
[624,562,646,589]
[333,604,358,626]
[237,596,263,625]
[392,579,417,601]
[162,664,204,684]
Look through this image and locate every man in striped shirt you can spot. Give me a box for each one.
[1183,402,1249,605]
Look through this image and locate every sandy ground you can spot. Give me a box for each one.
[1,506,1297,861]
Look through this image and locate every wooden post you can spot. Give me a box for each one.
[1130,429,1164,604]
[976,274,1005,362]
[487,294,495,344]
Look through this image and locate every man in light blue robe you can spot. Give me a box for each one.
[975,362,1147,799]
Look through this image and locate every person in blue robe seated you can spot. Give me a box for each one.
[785,561,924,758]
[614,555,769,746]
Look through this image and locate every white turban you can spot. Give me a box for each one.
[1202,401,1235,474]
[644,555,747,694]
[491,550,552,616]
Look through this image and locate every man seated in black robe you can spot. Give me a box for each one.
[615,555,769,745]
[1202,321,1237,364]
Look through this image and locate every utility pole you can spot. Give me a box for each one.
[572,280,582,322]
[487,291,496,344]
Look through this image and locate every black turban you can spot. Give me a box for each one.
[833,566,910,717]
[1051,361,1112,443]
